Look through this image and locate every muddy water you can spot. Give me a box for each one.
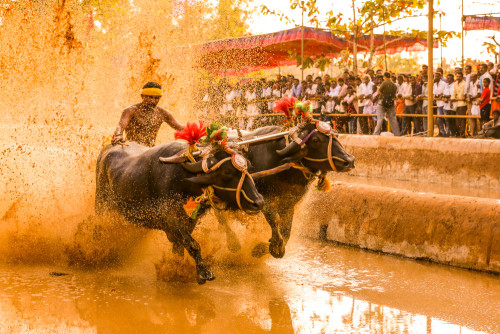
[0,238,498,334]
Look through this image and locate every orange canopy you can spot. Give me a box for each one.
[196,27,437,75]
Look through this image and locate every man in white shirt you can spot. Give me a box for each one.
[479,63,493,93]
[358,75,374,134]
[467,73,481,135]
[420,75,429,133]
[442,74,456,137]
[262,80,273,112]
[291,78,302,98]
[433,72,447,136]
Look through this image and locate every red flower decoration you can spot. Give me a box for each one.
[174,121,207,145]
[273,96,297,120]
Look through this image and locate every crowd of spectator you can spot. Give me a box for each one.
[200,63,500,138]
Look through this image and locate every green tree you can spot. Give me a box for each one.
[263,0,460,73]
[207,0,254,40]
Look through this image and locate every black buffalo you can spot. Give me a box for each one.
[222,122,355,258]
[95,142,264,284]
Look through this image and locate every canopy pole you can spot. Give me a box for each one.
[383,12,388,71]
[427,0,434,137]
[439,14,443,68]
[461,0,464,68]
[352,0,358,74]
[301,1,304,81]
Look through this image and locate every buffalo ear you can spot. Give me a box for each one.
[280,148,308,164]
[185,173,216,185]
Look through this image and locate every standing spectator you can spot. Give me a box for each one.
[291,78,302,98]
[349,79,360,134]
[468,73,481,136]
[337,78,348,101]
[433,72,447,136]
[363,84,378,134]
[322,82,333,123]
[491,72,500,113]
[479,63,493,93]
[479,77,492,128]
[451,72,467,137]
[323,74,331,84]
[420,75,429,134]
[262,80,273,112]
[374,72,401,136]
[272,82,281,100]
[402,75,422,135]
[245,83,258,130]
[283,81,293,97]
[314,76,325,113]
[395,75,406,130]
[464,65,472,89]
[359,75,374,134]
[442,74,456,137]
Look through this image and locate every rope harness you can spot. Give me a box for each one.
[250,121,348,187]
[201,152,257,214]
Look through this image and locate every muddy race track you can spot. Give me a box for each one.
[0,122,499,334]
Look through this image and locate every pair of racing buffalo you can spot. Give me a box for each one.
[95,121,354,284]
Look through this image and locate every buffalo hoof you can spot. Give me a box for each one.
[269,236,285,258]
[251,242,268,258]
[196,264,215,285]
[172,242,184,257]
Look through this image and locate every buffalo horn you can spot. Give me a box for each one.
[181,160,204,173]
[276,141,301,156]
[181,157,216,173]
[159,156,188,164]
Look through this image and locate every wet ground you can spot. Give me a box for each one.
[1,122,499,333]
[0,238,498,334]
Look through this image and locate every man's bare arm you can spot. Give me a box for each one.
[112,107,135,144]
[160,108,184,131]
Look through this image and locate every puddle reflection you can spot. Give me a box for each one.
[0,239,497,333]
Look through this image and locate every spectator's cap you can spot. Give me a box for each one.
[492,109,500,115]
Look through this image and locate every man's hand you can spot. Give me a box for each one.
[112,133,124,145]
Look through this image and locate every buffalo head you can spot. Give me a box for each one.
[276,122,355,172]
[181,150,264,213]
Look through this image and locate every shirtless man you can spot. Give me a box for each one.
[112,82,184,147]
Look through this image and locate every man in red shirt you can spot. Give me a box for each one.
[479,78,491,128]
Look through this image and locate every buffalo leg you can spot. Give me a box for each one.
[263,206,285,258]
[277,206,294,245]
[213,209,241,253]
[170,217,199,257]
[176,227,215,285]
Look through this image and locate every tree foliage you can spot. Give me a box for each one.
[262,0,461,71]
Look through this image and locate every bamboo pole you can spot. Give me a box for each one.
[352,0,358,74]
[301,1,305,81]
[461,0,464,68]
[427,0,434,137]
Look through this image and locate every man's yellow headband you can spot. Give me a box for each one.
[141,87,163,97]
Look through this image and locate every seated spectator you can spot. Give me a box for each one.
[478,109,500,138]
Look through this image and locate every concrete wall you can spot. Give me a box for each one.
[296,182,500,274]
[338,135,500,189]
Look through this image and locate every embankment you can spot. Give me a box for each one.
[338,135,500,188]
[296,135,500,274]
